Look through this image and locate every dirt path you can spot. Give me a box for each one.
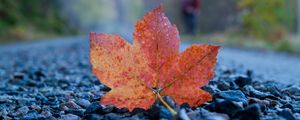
[1,36,299,85]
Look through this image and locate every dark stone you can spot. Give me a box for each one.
[282,86,300,96]
[12,72,25,80]
[44,96,59,105]
[84,102,113,115]
[85,102,102,114]
[234,75,252,87]
[207,99,243,117]
[246,69,253,78]
[185,109,204,119]
[76,99,91,108]
[100,85,111,92]
[61,101,82,110]
[158,106,173,120]
[236,103,261,120]
[26,80,45,87]
[187,108,229,120]
[91,92,103,102]
[248,98,269,112]
[295,113,300,120]
[15,106,29,116]
[217,81,230,91]
[242,85,277,100]
[163,96,176,108]
[178,109,190,120]
[123,114,142,120]
[282,103,294,110]
[35,93,48,103]
[213,90,247,103]
[261,113,286,120]
[228,81,240,90]
[293,108,300,113]
[30,105,42,112]
[201,85,219,94]
[93,80,101,85]
[180,103,190,109]
[22,112,46,120]
[34,70,46,79]
[40,110,52,117]
[278,108,296,120]
[131,108,146,115]
[148,103,160,120]
[60,114,81,120]
[149,102,173,120]
[267,99,281,108]
[44,116,57,120]
[114,108,129,114]
[100,105,114,114]
[104,113,122,120]
[222,69,232,74]
[84,114,103,120]
[0,96,12,104]
[77,92,93,101]
[17,98,34,106]
[0,109,8,118]
[65,109,85,116]
[264,86,282,97]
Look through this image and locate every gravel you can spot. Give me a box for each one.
[0,37,299,120]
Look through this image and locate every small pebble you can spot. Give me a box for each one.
[213,90,247,103]
[60,114,81,120]
[76,99,91,108]
[278,108,296,120]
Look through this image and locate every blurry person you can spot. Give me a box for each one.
[181,0,201,35]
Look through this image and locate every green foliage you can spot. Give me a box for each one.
[238,0,297,41]
[0,0,77,42]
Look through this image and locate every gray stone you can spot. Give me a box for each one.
[283,86,300,96]
[234,75,252,87]
[23,112,46,120]
[278,108,296,120]
[60,114,81,120]
[213,90,247,103]
[76,99,91,108]
[237,103,261,120]
[15,106,29,116]
[242,85,277,99]
[104,113,122,120]
[217,81,230,91]
[178,109,191,120]
[62,101,82,110]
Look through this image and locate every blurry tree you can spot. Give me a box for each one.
[61,0,116,32]
[239,0,297,41]
[61,0,142,38]
[0,0,77,42]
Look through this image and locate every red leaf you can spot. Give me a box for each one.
[90,5,220,111]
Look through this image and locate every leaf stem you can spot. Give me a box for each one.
[156,93,177,116]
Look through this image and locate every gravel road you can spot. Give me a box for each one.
[0,36,300,120]
[2,36,299,85]
[181,41,300,85]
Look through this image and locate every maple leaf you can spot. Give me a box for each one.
[90,6,220,112]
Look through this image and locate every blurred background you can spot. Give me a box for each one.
[0,0,300,54]
[1,1,300,119]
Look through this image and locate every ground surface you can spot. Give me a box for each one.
[0,36,300,120]
[181,41,300,85]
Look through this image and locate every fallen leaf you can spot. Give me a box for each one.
[90,6,220,111]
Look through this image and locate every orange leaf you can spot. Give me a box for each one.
[90,5,220,111]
